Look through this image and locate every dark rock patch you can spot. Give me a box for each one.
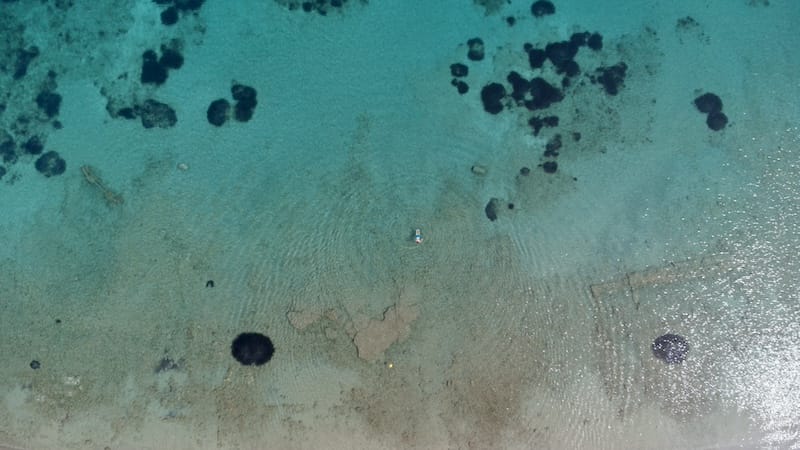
[481,83,506,114]
[593,62,627,95]
[527,115,558,136]
[160,6,179,25]
[467,38,485,61]
[206,98,230,126]
[138,99,177,128]
[693,92,722,114]
[652,333,689,364]
[527,48,546,69]
[0,166,6,179]
[525,77,563,110]
[36,91,62,118]
[706,111,728,131]
[158,47,184,70]
[484,197,501,221]
[34,150,66,177]
[141,50,168,85]
[451,79,469,94]
[0,138,16,163]
[232,84,257,122]
[530,0,555,17]
[23,136,43,155]
[14,46,39,80]
[544,134,562,157]
[450,63,469,78]
[231,332,275,366]
[587,33,603,51]
[520,166,530,176]
[174,0,205,11]
[541,161,557,173]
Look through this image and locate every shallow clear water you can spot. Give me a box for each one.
[1,0,799,448]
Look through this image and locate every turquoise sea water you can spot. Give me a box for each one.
[1,0,799,448]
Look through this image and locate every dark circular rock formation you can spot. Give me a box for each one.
[207,98,230,126]
[531,0,555,17]
[706,111,728,131]
[467,38,485,61]
[694,92,722,114]
[30,360,40,370]
[231,332,275,366]
[652,333,689,364]
[35,151,66,177]
[520,166,530,175]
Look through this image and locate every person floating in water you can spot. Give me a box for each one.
[414,229,423,244]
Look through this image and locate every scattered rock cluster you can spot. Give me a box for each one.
[206,83,258,127]
[274,0,365,15]
[453,3,630,221]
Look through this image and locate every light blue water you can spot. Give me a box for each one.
[1,0,799,448]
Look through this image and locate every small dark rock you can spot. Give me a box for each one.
[542,161,558,173]
[0,138,15,163]
[652,333,689,364]
[530,0,555,17]
[451,79,469,94]
[544,134,562,157]
[450,63,469,78]
[117,107,137,120]
[231,332,275,366]
[467,38,485,61]
[706,111,728,131]
[693,92,723,114]
[23,136,44,155]
[520,167,530,175]
[141,50,168,85]
[525,77,563,110]
[505,16,516,26]
[527,48,546,69]
[14,46,39,80]
[34,151,66,177]
[139,99,177,128]
[159,47,184,69]
[36,91,62,118]
[587,33,603,51]
[481,83,506,114]
[174,0,204,11]
[206,280,214,288]
[207,99,230,126]
[485,197,501,221]
[160,6,179,25]
[30,360,40,370]
[594,62,627,96]
[231,84,257,122]
[0,166,6,179]
[155,357,180,373]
